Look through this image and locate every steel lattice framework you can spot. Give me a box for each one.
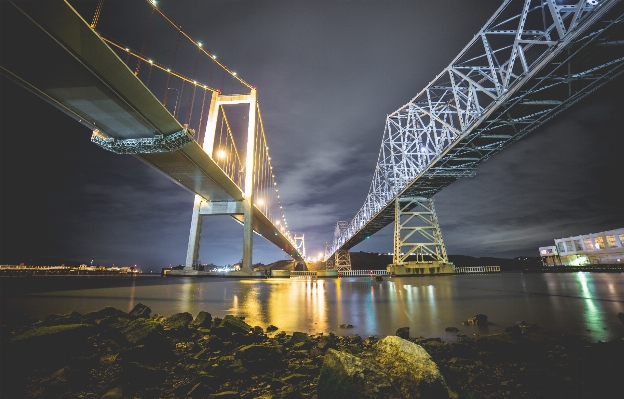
[327,0,624,259]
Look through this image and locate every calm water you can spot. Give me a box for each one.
[2,273,624,342]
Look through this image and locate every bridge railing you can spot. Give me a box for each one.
[455,266,501,274]
[339,270,391,277]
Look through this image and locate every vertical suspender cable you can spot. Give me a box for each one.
[135,6,156,76]
[163,30,182,106]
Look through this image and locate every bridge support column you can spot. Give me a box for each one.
[185,195,204,270]
[241,89,258,272]
[393,197,448,267]
[334,249,352,272]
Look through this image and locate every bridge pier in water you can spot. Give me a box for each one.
[387,197,455,276]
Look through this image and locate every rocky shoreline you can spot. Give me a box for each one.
[1,305,623,398]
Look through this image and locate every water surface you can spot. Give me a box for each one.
[3,273,623,341]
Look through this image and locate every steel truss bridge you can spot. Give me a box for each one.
[326,0,624,267]
[0,0,304,272]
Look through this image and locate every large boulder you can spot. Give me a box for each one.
[129,303,151,319]
[291,331,311,345]
[121,318,167,348]
[219,315,251,335]
[318,336,457,399]
[162,312,193,330]
[191,311,212,328]
[83,307,128,325]
[467,314,488,326]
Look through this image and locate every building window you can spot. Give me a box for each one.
[606,235,618,248]
[565,241,574,252]
[584,238,594,250]
[574,240,583,251]
[595,237,605,250]
[557,242,566,253]
[618,234,624,245]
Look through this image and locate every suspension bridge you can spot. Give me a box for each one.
[0,0,303,274]
[325,0,624,275]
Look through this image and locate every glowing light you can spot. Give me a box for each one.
[217,149,227,159]
[125,48,130,51]
[257,199,265,206]
[213,55,217,59]
[233,72,237,76]
[148,59,153,64]
[167,68,171,72]
[198,42,203,47]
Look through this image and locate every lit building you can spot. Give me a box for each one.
[539,228,624,266]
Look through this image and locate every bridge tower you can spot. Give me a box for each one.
[327,222,352,271]
[293,234,306,259]
[186,89,258,272]
[390,197,453,275]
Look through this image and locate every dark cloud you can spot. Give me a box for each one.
[1,1,622,270]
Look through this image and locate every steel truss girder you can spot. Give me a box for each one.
[91,126,194,154]
[393,197,448,265]
[327,0,624,259]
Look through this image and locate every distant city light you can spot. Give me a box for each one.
[217,149,226,159]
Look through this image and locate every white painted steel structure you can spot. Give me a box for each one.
[327,0,624,260]
[455,266,501,273]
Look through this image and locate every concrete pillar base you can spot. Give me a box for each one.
[270,270,291,278]
[317,270,338,278]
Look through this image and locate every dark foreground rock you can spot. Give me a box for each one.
[2,305,624,399]
[318,336,457,398]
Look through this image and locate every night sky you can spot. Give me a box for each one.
[1,0,623,271]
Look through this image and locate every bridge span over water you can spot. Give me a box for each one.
[0,0,303,272]
[326,0,624,273]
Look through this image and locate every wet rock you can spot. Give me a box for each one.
[267,324,279,332]
[252,326,264,335]
[41,311,82,326]
[505,325,523,334]
[317,332,337,351]
[203,335,224,350]
[396,326,410,339]
[275,331,287,339]
[129,303,151,319]
[10,324,95,358]
[291,332,311,345]
[339,324,354,329]
[236,344,283,371]
[445,327,459,332]
[211,325,233,340]
[101,386,123,399]
[374,336,456,398]
[121,318,168,348]
[220,315,252,335]
[162,312,193,330]
[317,348,393,398]
[318,336,457,398]
[191,311,212,328]
[281,373,308,385]
[468,314,488,326]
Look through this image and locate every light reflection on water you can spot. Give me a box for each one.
[3,273,624,341]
